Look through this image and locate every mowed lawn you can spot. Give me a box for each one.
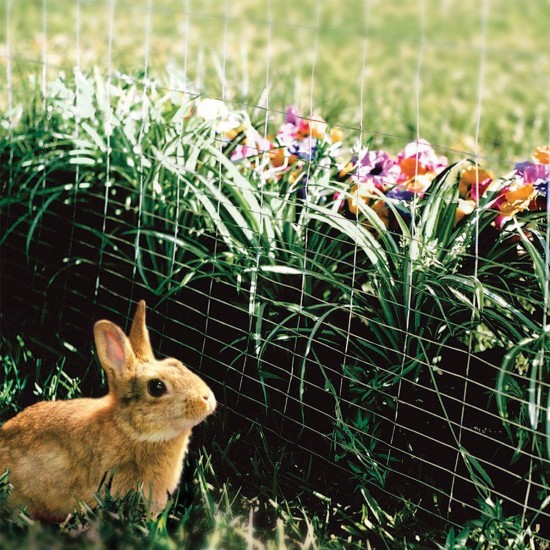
[1,0,549,168]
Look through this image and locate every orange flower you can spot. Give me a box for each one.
[499,183,536,217]
[288,169,304,185]
[329,127,344,143]
[224,128,241,141]
[371,200,390,228]
[338,160,355,179]
[458,166,493,199]
[459,167,493,202]
[455,199,476,223]
[269,147,288,168]
[402,173,434,194]
[534,145,550,165]
[297,114,327,140]
[347,182,389,227]
[399,157,430,179]
[348,181,377,216]
[309,115,327,139]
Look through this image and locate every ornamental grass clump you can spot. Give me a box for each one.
[1,70,549,546]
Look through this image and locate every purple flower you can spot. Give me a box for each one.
[535,180,550,197]
[515,161,550,197]
[289,136,317,161]
[386,186,414,201]
[285,106,301,126]
[515,161,550,184]
[352,150,401,188]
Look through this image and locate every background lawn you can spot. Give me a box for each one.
[2,0,549,165]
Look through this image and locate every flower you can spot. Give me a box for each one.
[280,108,327,140]
[276,122,300,148]
[285,105,301,126]
[386,185,414,202]
[512,158,550,201]
[509,146,550,200]
[515,161,549,182]
[295,113,327,140]
[348,180,377,216]
[371,200,390,227]
[329,127,344,143]
[397,139,448,181]
[534,179,550,198]
[533,144,550,165]
[496,183,537,218]
[230,127,271,162]
[351,150,401,189]
[288,136,317,161]
[458,166,493,201]
[456,199,476,223]
[196,98,228,121]
[345,180,391,227]
[386,173,434,201]
[269,146,289,168]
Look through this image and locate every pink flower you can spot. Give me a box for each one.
[285,106,301,126]
[515,161,550,186]
[276,122,299,148]
[351,150,401,189]
[397,139,448,181]
[230,128,271,162]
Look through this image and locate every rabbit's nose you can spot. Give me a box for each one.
[202,390,216,413]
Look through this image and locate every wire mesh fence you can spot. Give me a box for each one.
[1,0,549,546]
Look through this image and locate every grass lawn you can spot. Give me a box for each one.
[1,0,549,166]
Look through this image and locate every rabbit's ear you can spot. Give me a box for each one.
[129,300,154,362]
[94,320,136,385]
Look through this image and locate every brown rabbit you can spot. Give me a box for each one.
[0,301,216,522]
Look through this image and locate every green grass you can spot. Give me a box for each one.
[1,0,549,167]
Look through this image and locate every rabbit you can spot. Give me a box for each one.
[0,300,216,522]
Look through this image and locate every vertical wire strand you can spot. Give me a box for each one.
[387,0,427,464]
[340,0,370,442]
[520,107,550,528]
[541,107,550,515]
[283,0,322,414]
[182,0,190,88]
[93,0,116,304]
[127,0,153,321]
[530,49,550,534]
[41,0,47,108]
[242,0,272,398]
[199,0,230,372]
[5,0,12,114]
[447,0,490,515]
[60,0,82,329]
[5,0,13,195]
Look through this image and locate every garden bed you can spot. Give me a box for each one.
[1,71,549,548]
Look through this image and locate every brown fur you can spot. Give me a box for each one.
[0,301,216,521]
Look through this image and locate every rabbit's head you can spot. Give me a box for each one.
[93,301,216,442]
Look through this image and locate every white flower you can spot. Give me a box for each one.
[196,98,228,121]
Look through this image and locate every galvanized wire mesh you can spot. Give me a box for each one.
[1,0,549,543]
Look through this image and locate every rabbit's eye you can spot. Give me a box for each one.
[148,379,167,397]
